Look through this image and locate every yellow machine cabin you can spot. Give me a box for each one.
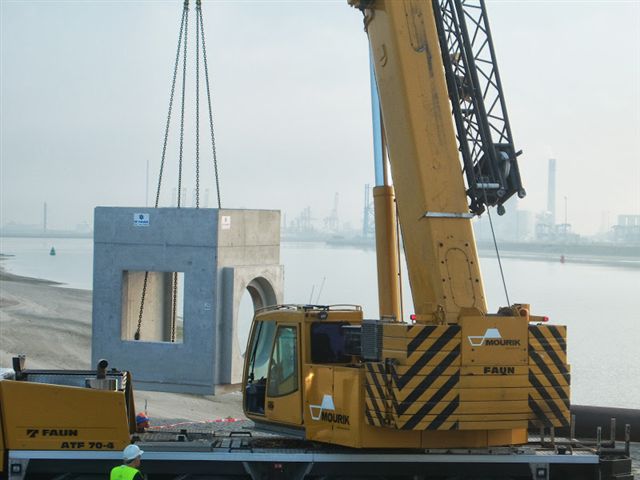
[243,304,569,449]
[243,304,427,448]
[0,357,135,468]
[243,0,570,449]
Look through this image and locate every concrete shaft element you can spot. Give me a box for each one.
[91,207,283,394]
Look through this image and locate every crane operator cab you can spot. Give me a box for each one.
[243,303,569,449]
[243,305,363,434]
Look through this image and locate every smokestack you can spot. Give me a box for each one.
[43,202,47,233]
[547,159,556,225]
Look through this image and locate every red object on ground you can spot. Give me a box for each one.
[136,412,150,432]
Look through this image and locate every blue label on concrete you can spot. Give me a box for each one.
[133,213,150,227]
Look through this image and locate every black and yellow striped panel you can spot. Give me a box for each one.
[364,394,387,427]
[382,324,461,363]
[364,362,390,423]
[366,322,570,432]
[388,325,461,383]
[528,325,570,428]
[365,324,462,430]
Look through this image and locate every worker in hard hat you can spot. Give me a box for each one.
[110,444,145,480]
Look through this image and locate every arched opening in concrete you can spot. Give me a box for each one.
[233,276,278,383]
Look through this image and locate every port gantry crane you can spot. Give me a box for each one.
[242,0,570,449]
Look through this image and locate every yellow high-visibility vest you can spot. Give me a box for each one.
[110,465,141,480]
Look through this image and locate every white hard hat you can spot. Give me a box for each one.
[123,444,144,462]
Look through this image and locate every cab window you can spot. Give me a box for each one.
[245,320,276,414]
[247,320,276,382]
[267,326,298,397]
[310,322,350,363]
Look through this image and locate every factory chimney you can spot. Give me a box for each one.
[43,202,48,233]
[547,159,556,225]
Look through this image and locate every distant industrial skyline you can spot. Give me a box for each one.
[1,1,639,236]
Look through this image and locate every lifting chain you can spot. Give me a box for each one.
[153,1,187,210]
[135,0,221,341]
[177,0,189,209]
[198,0,222,210]
[195,1,200,208]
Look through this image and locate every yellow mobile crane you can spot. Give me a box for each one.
[241,0,570,449]
[4,1,635,479]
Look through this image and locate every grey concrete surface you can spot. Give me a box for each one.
[91,207,283,394]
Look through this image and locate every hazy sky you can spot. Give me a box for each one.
[1,0,639,235]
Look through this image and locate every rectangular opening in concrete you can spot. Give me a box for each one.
[121,271,184,343]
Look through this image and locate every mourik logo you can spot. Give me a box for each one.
[309,394,350,425]
[468,328,520,347]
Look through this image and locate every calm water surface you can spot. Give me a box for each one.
[1,237,638,409]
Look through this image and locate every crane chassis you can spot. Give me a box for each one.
[5,433,630,480]
[1,362,634,480]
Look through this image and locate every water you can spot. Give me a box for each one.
[0,237,92,289]
[1,236,638,409]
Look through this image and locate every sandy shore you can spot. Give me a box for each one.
[0,257,245,424]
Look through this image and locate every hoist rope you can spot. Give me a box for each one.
[482,190,511,309]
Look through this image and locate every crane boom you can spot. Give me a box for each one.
[363,0,486,320]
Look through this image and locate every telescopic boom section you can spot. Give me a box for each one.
[355,0,487,321]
